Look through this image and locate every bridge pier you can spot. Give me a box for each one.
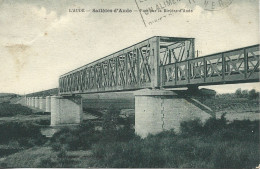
[134,89,212,138]
[46,96,51,112]
[50,95,82,126]
[39,97,46,111]
[25,96,29,106]
[32,97,35,107]
[28,98,30,106]
[35,97,39,108]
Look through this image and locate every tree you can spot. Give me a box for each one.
[102,105,120,131]
[235,88,242,97]
[241,90,249,98]
[248,89,259,100]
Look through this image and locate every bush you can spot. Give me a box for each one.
[38,157,57,168]
[235,88,242,97]
[50,122,100,151]
[0,122,46,146]
[249,89,259,100]
[102,105,121,131]
[180,118,203,136]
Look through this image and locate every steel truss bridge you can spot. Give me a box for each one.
[58,36,259,95]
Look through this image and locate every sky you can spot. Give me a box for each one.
[0,0,259,94]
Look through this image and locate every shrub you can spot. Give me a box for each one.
[99,105,135,143]
[202,115,227,135]
[50,122,100,151]
[249,89,259,100]
[235,88,242,97]
[38,157,57,168]
[102,105,121,131]
[180,118,203,136]
[0,122,46,146]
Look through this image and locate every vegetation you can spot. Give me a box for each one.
[235,88,259,99]
[200,93,259,113]
[49,107,135,152]
[0,103,33,117]
[39,107,259,168]
[0,91,259,168]
[90,117,259,168]
[0,122,47,147]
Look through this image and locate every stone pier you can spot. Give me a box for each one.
[46,96,51,112]
[35,97,39,108]
[29,97,31,107]
[134,89,212,138]
[50,95,82,126]
[39,97,46,111]
[26,97,29,106]
[32,97,35,107]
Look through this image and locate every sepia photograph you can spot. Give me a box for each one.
[0,0,259,168]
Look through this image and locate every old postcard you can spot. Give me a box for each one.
[0,0,259,168]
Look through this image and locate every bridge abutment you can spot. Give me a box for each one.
[50,95,82,126]
[134,89,212,138]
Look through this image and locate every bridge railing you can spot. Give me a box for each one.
[161,44,259,87]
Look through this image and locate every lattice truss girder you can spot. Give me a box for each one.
[160,40,193,65]
[163,45,259,85]
[59,41,155,93]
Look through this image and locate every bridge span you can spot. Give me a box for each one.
[58,36,259,95]
[25,36,259,137]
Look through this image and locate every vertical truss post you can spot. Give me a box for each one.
[136,47,140,85]
[107,60,109,87]
[244,48,248,79]
[116,56,118,86]
[175,63,178,85]
[160,66,164,88]
[125,50,128,86]
[188,60,191,84]
[151,36,160,88]
[93,66,96,89]
[192,39,195,58]
[222,53,225,80]
[203,57,206,82]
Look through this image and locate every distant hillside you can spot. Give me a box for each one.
[26,88,58,97]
